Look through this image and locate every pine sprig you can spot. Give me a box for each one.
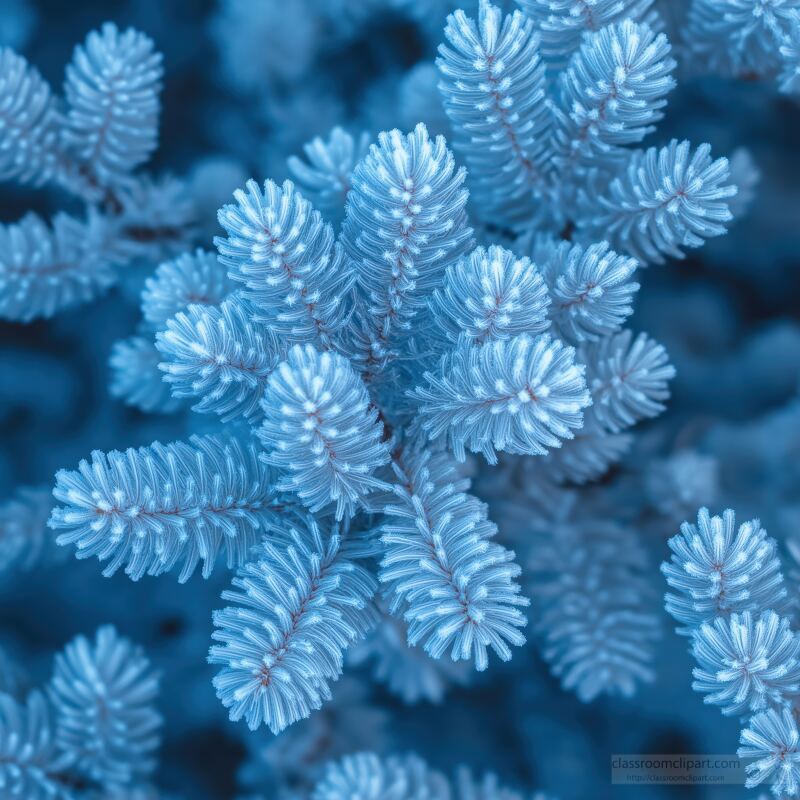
[209,516,378,733]
[380,446,528,671]
[49,434,282,582]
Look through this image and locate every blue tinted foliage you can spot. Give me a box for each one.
[110,335,186,415]
[579,139,737,263]
[687,0,800,81]
[62,24,162,189]
[217,180,353,346]
[662,508,787,633]
[348,603,471,703]
[258,344,391,519]
[544,421,633,484]
[530,521,660,701]
[341,124,472,374]
[0,691,70,800]
[310,751,541,800]
[537,240,639,344]
[209,515,378,733]
[663,509,800,798]
[288,127,372,227]
[380,446,528,670]
[582,329,675,432]
[0,212,116,322]
[691,610,800,716]
[48,625,161,787]
[0,486,61,578]
[49,435,281,582]
[437,3,551,228]
[141,250,234,329]
[552,19,676,164]
[157,297,283,423]
[515,0,657,65]
[780,11,800,92]
[431,245,551,345]
[411,334,591,462]
[739,707,800,797]
[310,752,449,800]
[0,21,194,325]
[1,0,798,796]
[0,48,59,185]
[0,627,159,799]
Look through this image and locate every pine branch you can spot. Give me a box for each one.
[209,516,378,733]
[109,336,186,415]
[437,2,552,228]
[141,249,234,329]
[662,508,788,634]
[287,127,371,227]
[341,124,472,376]
[216,179,353,346]
[0,691,77,800]
[581,329,675,432]
[410,333,591,463]
[578,139,736,264]
[430,244,551,346]
[49,434,283,582]
[530,520,659,701]
[535,239,639,344]
[62,24,163,188]
[552,19,675,167]
[514,0,657,66]
[380,446,528,671]
[0,212,116,322]
[0,48,61,185]
[258,344,391,520]
[691,610,800,716]
[48,626,161,788]
[157,296,283,423]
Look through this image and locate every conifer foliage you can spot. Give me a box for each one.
[5,0,786,796]
[39,0,720,742]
